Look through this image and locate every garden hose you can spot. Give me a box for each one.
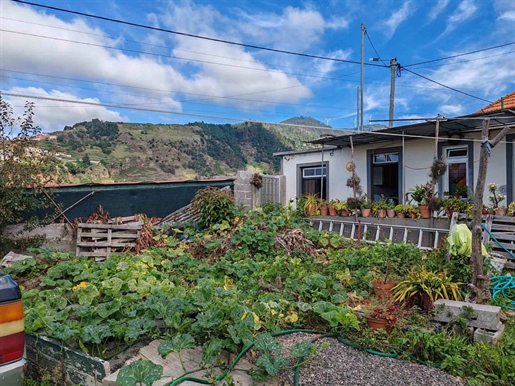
[166,328,442,386]
[480,224,515,310]
[166,329,322,386]
[491,276,515,310]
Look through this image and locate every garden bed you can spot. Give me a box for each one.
[4,204,514,386]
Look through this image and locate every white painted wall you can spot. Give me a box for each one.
[279,127,515,206]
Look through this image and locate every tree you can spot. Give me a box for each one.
[0,96,57,253]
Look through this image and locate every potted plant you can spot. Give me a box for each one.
[488,182,506,216]
[319,199,329,216]
[328,199,339,216]
[303,194,320,216]
[386,199,396,218]
[392,268,462,310]
[441,197,465,218]
[333,200,349,216]
[346,197,361,216]
[363,299,401,332]
[394,204,407,218]
[404,204,420,219]
[508,201,515,217]
[408,184,431,218]
[372,195,388,219]
[361,195,372,217]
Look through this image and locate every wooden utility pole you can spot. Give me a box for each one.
[469,119,513,303]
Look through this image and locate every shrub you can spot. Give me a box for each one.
[192,187,235,227]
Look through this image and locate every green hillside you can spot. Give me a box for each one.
[39,118,347,183]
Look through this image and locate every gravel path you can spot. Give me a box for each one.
[267,334,464,386]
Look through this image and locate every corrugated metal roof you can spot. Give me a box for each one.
[308,110,515,148]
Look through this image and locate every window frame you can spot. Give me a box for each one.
[296,161,329,200]
[437,140,474,198]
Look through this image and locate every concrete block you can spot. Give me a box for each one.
[433,300,502,330]
[474,323,506,345]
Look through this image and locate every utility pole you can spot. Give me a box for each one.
[360,23,365,132]
[356,86,360,130]
[388,57,397,128]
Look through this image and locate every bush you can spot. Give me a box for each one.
[192,187,235,227]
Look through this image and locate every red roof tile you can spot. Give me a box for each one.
[474,91,515,114]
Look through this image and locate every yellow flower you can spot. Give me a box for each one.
[271,309,278,316]
[72,281,87,291]
[234,217,240,223]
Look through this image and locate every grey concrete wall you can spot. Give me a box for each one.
[234,171,255,210]
[3,223,76,252]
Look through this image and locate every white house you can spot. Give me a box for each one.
[275,92,515,207]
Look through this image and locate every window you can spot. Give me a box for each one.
[445,147,468,196]
[300,165,327,199]
[373,152,399,164]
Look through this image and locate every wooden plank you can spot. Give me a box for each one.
[491,216,515,224]
[490,224,515,232]
[77,242,136,248]
[78,223,142,230]
[490,233,515,241]
[76,251,113,257]
[80,232,139,239]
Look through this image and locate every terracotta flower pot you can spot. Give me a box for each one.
[372,279,396,298]
[328,205,337,216]
[396,212,405,219]
[377,209,386,218]
[387,209,395,218]
[366,316,393,332]
[307,205,317,216]
[419,205,431,219]
[362,208,371,217]
[408,212,417,219]
[320,205,329,216]
[340,209,349,217]
[495,209,507,216]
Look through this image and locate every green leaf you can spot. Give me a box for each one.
[96,301,121,319]
[290,341,314,358]
[202,338,223,365]
[116,359,163,386]
[256,353,288,376]
[254,334,282,355]
[158,334,196,358]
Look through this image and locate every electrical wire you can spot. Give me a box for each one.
[0,16,351,79]
[0,28,354,81]
[10,0,388,68]
[400,67,493,103]
[411,51,515,70]
[404,41,515,68]
[364,29,387,66]
[2,91,513,144]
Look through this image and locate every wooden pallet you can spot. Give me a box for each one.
[482,215,515,268]
[76,223,142,261]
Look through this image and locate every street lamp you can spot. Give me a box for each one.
[370,57,398,128]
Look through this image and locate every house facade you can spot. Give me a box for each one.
[275,93,515,207]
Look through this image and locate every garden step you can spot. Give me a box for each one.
[433,299,502,331]
[102,340,274,386]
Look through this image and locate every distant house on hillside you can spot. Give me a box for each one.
[274,91,515,206]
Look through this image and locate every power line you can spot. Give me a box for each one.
[404,41,515,67]
[364,29,387,66]
[0,70,358,111]
[2,91,513,144]
[0,29,352,81]
[400,67,493,103]
[11,0,387,68]
[413,51,515,69]
[0,16,345,79]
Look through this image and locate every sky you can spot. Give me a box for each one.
[0,0,514,132]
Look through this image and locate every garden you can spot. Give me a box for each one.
[5,187,515,386]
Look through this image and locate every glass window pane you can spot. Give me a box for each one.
[447,148,467,158]
[448,162,467,194]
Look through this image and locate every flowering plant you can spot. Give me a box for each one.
[488,183,506,209]
[363,299,402,322]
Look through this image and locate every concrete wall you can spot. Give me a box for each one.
[3,223,76,253]
[279,128,515,206]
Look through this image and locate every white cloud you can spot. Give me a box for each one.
[4,87,126,131]
[428,0,450,21]
[498,10,515,20]
[381,1,413,39]
[443,0,478,34]
[440,104,464,115]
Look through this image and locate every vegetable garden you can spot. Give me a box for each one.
[6,195,515,386]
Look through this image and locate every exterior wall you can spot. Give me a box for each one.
[280,127,515,206]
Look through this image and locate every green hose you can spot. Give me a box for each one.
[166,329,322,386]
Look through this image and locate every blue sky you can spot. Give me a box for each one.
[1,0,514,132]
